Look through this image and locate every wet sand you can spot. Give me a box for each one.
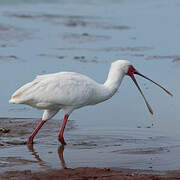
[2,167,180,180]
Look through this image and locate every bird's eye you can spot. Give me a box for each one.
[129,65,136,72]
[129,66,133,71]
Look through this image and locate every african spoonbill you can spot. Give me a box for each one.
[9,60,173,145]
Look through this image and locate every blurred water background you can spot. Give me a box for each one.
[0,0,180,172]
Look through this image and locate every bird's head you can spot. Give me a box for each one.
[115,60,173,115]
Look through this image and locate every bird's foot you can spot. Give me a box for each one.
[58,136,67,145]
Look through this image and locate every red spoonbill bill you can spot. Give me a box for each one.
[9,60,173,145]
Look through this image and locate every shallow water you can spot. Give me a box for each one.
[0,0,180,172]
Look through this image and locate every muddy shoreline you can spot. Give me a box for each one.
[1,167,180,180]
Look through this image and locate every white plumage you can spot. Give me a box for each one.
[9,72,110,113]
[9,60,172,145]
[10,60,130,114]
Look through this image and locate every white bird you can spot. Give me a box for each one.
[9,60,173,145]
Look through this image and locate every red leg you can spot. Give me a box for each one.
[27,120,46,144]
[58,114,69,145]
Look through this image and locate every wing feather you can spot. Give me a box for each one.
[9,72,100,108]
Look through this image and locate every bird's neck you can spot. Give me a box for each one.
[103,65,125,98]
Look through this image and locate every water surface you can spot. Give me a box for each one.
[0,0,180,172]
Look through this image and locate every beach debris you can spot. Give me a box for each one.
[0,128,10,133]
[104,168,110,171]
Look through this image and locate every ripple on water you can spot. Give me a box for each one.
[0,157,36,167]
[0,23,33,47]
[4,12,131,30]
[112,147,168,155]
[62,33,111,43]
[0,55,24,62]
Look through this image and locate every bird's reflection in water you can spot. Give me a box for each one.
[58,145,67,169]
[27,144,48,168]
[27,144,67,169]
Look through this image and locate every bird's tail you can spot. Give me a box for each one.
[9,97,20,104]
[9,98,16,104]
